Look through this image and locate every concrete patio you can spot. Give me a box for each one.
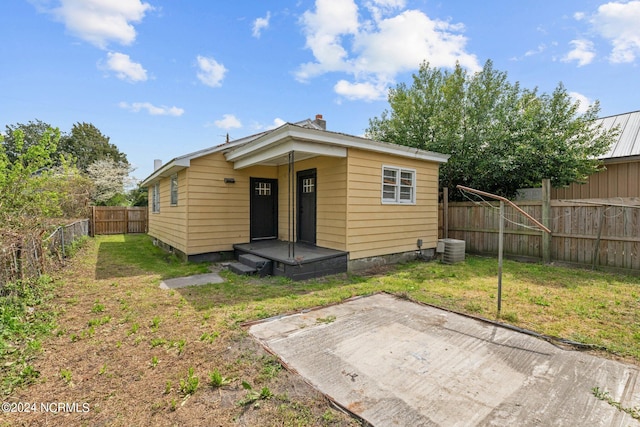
[248,292,640,426]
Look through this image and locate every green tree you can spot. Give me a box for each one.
[366,60,617,198]
[128,186,148,207]
[40,163,94,218]
[58,122,128,171]
[0,127,62,229]
[2,119,54,165]
[3,121,129,173]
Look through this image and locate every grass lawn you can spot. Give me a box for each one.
[2,234,640,426]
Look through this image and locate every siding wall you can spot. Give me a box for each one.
[148,148,441,260]
[186,154,277,254]
[148,152,278,255]
[345,148,440,260]
[148,169,188,253]
[552,159,640,199]
[276,156,348,251]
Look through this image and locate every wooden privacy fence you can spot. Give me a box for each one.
[91,206,148,236]
[439,199,640,271]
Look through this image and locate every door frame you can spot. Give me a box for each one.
[249,177,278,241]
[297,168,317,244]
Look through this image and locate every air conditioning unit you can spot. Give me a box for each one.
[437,238,466,264]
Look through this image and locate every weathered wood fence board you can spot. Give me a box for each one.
[91,207,148,235]
[439,200,640,271]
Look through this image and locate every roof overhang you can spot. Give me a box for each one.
[602,154,640,164]
[227,137,347,169]
[225,124,449,169]
[140,157,191,187]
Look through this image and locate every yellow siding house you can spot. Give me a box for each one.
[140,115,449,279]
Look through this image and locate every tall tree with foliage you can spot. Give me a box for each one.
[366,60,617,198]
[2,120,55,165]
[58,122,128,172]
[3,121,128,172]
[0,128,63,229]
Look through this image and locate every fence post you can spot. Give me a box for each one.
[90,206,95,237]
[541,179,551,264]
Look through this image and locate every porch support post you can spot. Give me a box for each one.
[288,151,295,260]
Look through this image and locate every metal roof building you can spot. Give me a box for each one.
[599,110,640,160]
[552,110,640,200]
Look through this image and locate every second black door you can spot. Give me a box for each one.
[297,169,317,244]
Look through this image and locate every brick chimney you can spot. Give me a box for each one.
[314,114,326,130]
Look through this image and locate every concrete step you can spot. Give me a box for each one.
[228,262,256,275]
[238,254,270,269]
[238,253,272,277]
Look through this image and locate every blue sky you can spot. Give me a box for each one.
[2,0,640,182]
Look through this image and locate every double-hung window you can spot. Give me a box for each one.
[170,174,178,206]
[382,166,416,204]
[152,182,160,213]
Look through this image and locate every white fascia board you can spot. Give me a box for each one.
[225,125,294,161]
[345,138,450,163]
[226,125,449,164]
[140,157,191,187]
[233,139,347,169]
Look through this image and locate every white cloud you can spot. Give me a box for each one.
[103,52,147,82]
[272,118,286,128]
[214,114,242,129]
[51,0,152,49]
[525,44,546,57]
[251,118,287,131]
[569,91,592,114]
[252,12,271,38]
[119,102,184,116]
[364,0,406,22]
[334,80,386,101]
[296,0,479,101]
[562,39,596,66]
[589,1,640,63]
[196,55,227,87]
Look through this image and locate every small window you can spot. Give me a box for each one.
[152,182,160,213]
[170,174,178,206]
[302,177,315,193]
[255,181,271,196]
[381,166,415,204]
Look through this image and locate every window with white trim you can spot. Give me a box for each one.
[170,174,178,205]
[152,182,160,213]
[382,166,415,204]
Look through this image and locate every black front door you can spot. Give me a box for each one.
[297,169,317,244]
[250,178,278,241]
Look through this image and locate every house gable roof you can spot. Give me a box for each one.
[140,118,449,186]
[224,122,449,169]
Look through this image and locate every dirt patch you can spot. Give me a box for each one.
[2,239,358,427]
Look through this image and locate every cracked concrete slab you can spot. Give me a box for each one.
[248,293,640,426]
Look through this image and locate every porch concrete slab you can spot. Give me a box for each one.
[159,272,223,290]
[248,293,640,426]
[234,240,347,264]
